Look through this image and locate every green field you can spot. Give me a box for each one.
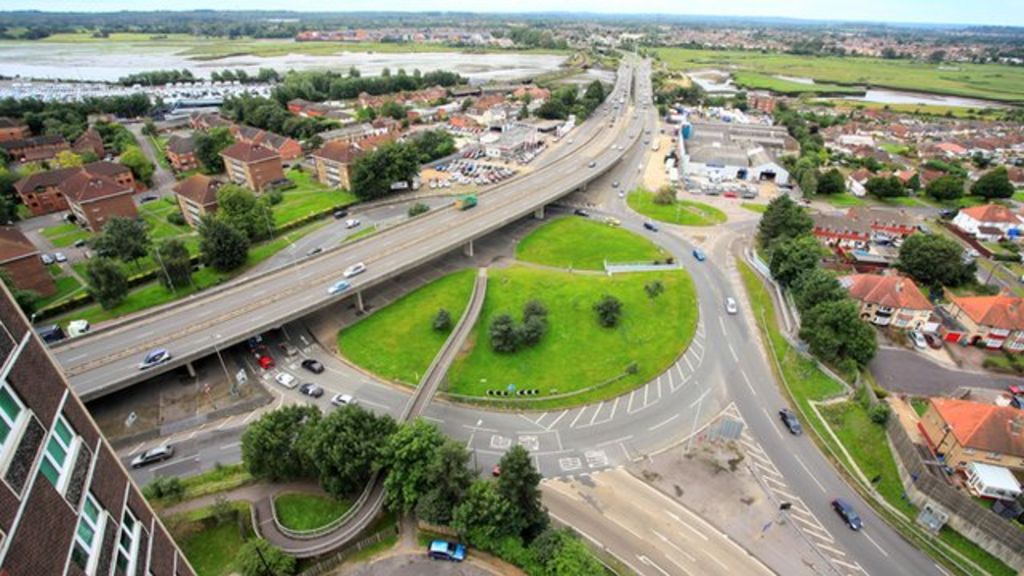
[824,193,867,208]
[740,203,768,213]
[339,269,477,385]
[656,47,1024,104]
[274,169,358,228]
[733,71,862,95]
[139,197,194,241]
[174,502,252,576]
[820,99,1008,120]
[41,222,92,248]
[447,266,697,406]
[515,216,666,270]
[273,493,352,531]
[627,189,727,226]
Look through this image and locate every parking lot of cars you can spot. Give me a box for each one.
[431,159,517,188]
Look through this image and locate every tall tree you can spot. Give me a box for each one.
[119,146,155,187]
[302,406,396,498]
[792,267,846,314]
[971,166,1014,199]
[593,294,623,328]
[816,168,845,195]
[216,184,275,241]
[84,257,128,309]
[198,216,249,272]
[237,540,295,576]
[452,480,517,548]
[769,235,826,288]
[757,195,812,247]
[865,175,905,199]
[241,405,320,481]
[415,439,475,525]
[925,175,964,201]
[799,169,818,197]
[496,445,548,540]
[349,141,420,201]
[489,313,520,353]
[153,238,192,291]
[896,233,975,288]
[382,419,447,514]
[194,127,235,173]
[799,299,877,369]
[94,217,150,267]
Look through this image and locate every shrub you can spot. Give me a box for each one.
[143,476,184,502]
[869,403,891,426]
[166,212,187,226]
[433,308,452,332]
[265,189,284,205]
[490,314,520,353]
[408,202,430,217]
[593,294,623,328]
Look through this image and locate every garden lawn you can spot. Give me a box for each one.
[339,269,477,385]
[628,189,726,226]
[823,193,866,208]
[273,493,352,531]
[741,203,768,213]
[447,266,697,407]
[139,197,193,241]
[272,169,357,228]
[174,502,251,576]
[41,222,92,248]
[36,274,84,309]
[516,216,666,270]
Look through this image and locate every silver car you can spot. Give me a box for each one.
[726,298,738,315]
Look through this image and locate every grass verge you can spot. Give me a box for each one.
[273,492,352,531]
[274,169,358,228]
[169,501,251,576]
[627,188,727,226]
[515,216,666,270]
[41,222,92,248]
[740,202,768,213]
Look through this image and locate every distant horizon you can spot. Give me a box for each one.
[1,3,1023,29]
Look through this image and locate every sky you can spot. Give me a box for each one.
[4,1,1021,28]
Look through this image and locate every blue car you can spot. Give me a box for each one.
[692,248,707,262]
[327,280,351,295]
[832,498,863,530]
[428,540,466,562]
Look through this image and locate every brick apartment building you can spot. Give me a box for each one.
[220,142,285,193]
[173,174,221,228]
[0,118,30,143]
[164,136,199,172]
[311,141,361,189]
[0,135,70,163]
[63,172,138,232]
[14,162,136,218]
[0,227,55,297]
[73,129,105,159]
[0,284,195,575]
[231,126,302,162]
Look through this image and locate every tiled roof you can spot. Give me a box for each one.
[0,134,66,150]
[173,174,221,206]
[959,204,1022,225]
[14,167,82,194]
[0,117,24,129]
[930,398,1024,458]
[60,172,131,203]
[166,135,196,155]
[0,226,38,263]
[949,294,1024,331]
[84,161,130,178]
[312,141,360,164]
[839,274,932,311]
[220,142,279,163]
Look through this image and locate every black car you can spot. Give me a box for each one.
[299,383,324,398]
[779,408,803,435]
[301,358,325,374]
[307,246,323,256]
[643,221,659,232]
[832,498,863,530]
[333,208,349,219]
[573,208,590,217]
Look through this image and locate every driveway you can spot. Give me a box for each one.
[869,347,1022,396]
[342,553,501,576]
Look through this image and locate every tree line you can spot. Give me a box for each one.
[270,67,464,104]
[0,94,153,143]
[220,95,335,141]
[535,80,605,121]
[118,68,280,87]
[349,130,455,200]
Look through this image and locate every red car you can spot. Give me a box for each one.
[252,346,275,370]
[723,191,738,198]
[1009,385,1023,396]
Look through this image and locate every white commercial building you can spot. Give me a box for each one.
[678,121,796,185]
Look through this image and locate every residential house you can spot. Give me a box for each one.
[165,135,199,172]
[747,93,776,114]
[512,85,551,103]
[0,135,69,163]
[944,294,1024,351]
[190,111,232,131]
[311,141,361,189]
[84,160,135,190]
[12,161,134,217]
[936,142,969,158]
[847,206,918,240]
[62,170,138,232]
[319,123,379,144]
[231,126,302,162]
[952,204,1023,239]
[72,128,105,159]
[1006,167,1024,189]
[220,142,286,193]
[0,117,30,142]
[920,398,1024,477]
[174,174,221,228]
[0,226,55,296]
[839,273,932,329]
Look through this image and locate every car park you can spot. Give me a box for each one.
[910,330,928,350]
[643,221,659,232]
[345,218,360,229]
[779,408,803,435]
[344,262,367,278]
[275,372,297,389]
[139,348,172,370]
[692,249,707,262]
[832,498,863,530]
[725,297,738,315]
[428,540,466,562]
[327,280,351,295]
[299,383,324,398]
[130,445,174,468]
[254,349,275,370]
[301,358,325,374]
[331,393,356,406]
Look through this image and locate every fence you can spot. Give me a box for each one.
[938,221,992,258]
[887,417,1024,570]
[296,523,400,576]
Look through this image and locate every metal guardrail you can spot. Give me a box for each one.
[270,479,378,540]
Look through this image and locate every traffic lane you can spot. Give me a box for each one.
[125,426,243,485]
[58,97,638,381]
[543,470,774,576]
[869,347,1020,396]
[345,554,497,576]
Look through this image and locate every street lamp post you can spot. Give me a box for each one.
[212,333,233,395]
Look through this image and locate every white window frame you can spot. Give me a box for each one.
[40,414,81,495]
[0,380,30,478]
[70,493,105,576]
[114,508,140,576]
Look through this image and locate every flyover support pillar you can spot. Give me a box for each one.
[534,205,545,220]
[463,240,475,258]
[356,291,365,313]
[185,362,196,378]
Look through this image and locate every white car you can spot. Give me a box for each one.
[726,298,738,315]
[54,252,67,263]
[40,253,54,265]
[275,372,297,389]
[910,330,928,350]
[345,218,361,229]
[331,393,356,407]
[327,280,351,295]
[344,262,367,278]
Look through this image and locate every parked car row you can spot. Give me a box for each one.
[40,252,68,264]
[434,160,516,187]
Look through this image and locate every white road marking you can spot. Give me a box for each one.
[648,414,680,432]
[588,401,605,426]
[718,315,728,336]
[831,558,864,572]
[219,441,241,451]
[642,383,649,407]
[215,416,236,430]
[814,542,846,557]
[665,511,708,541]
[627,389,638,413]
[596,435,633,448]
[702,549,729,572]
[533,412,549,427]
[608,396,620,420]
[763,408,784,440]
[728,343,739,362]
[129,441,146,455]
[740,370,757,396]
[545,409,569,430]
[689,387,710,408]
[794,454,827,494]
[863,530,890,558]
[652,529,695,562]
[656,376,663,400]
[243,410,260,424]
[67,353,88,362]
[637,555,673,576]
[569,407,588,428]
[422,416,445,424]
[684,355,694,373]
[356,398,388,410]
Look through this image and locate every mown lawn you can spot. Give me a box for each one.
[823,193,867,208]
[36,273,84,308]
[41,222,93,248]
[627,188,726,226]
[339,269,477,385]
[516,216,666,270]
[272,169,357,228]
[273,492,352,531]
[139,197,193,241]
[447,266,697,406]
[174,502,251,576]
[740,203,768,213]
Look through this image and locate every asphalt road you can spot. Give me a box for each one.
[53,58,647,401]
[870,346,1022,395]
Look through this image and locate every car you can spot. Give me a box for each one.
[54,252,67,263]
[924,332,942,349]
[643,221,659,232]
[604,216,621,227]
[723,191,738,199]
[275,372,297,389]
[345,218,360,229]
[573,208,590,217]
[618,190,625,198]
[909,330,928,350]
[612,181,620,188]
[138,348,172,370]
[1009,385,1024,396]
[331,393,356,407]
[428,540,466,562]
[307,246,323,256]
[491,465,501,477]
[725,297,738,315]
[832,498,863,530]
[332,208,349,219]
[692,249,707,262]
[130,445,174,468]
[779,408,803,435]
[587,161,597,168]
[279,342,299,357]
[40,253,54,265]
[73,238,87,248]
[140,194,159,203]
[1011,395,1024,410]
[301,358,325,374]
[299,382,324,398]
[327,280,351,295]
[343,262,367,278]
[256,352,275,370]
